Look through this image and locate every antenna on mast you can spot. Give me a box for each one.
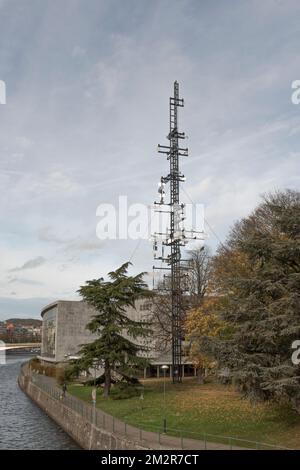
[152,81,204,383]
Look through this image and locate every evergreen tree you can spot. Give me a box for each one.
[70,262,153,397]
[212,190,300,408]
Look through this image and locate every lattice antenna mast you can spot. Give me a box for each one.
[152,81,204,383]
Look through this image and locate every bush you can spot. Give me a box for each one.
[28,357,66,384]
[110,382,141,400]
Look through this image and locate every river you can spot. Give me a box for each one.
[0,353,79,449]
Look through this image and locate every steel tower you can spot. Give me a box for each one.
[152,81,203,382]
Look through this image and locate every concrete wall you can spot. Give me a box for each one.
[56,301,98,362]
[41,299,154,364]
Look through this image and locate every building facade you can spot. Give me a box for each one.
[41,300,98,362]
[40,299,195,377]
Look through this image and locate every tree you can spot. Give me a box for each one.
[185,246,212,307]
[185,297,227,383]
[70,262,153,397]
[151,290,172,351]
[151,246,213,349]
[212,190,300,408]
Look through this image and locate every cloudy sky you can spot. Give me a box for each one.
[0,0,299,320]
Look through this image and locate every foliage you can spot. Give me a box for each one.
[68,262,153,397]
[29,357,66,383]
[211,190,300,408]
[185,297,228,380]
[110,382,141,400]
[151,246,213,350]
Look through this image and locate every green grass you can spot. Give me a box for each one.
[67,378,300,449]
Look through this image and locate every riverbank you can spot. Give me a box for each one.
[20,360,296,450]
[18,361,247,450]
[68,378,298,450]
[18,362,163,450]
[0,354,78,450]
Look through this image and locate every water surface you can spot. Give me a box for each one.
[0,354,79,449]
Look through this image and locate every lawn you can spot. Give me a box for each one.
[67,377,300,449]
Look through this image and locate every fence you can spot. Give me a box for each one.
[23,365,290,451]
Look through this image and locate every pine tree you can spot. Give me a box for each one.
[71,262,153,397]
[212,190,300,408]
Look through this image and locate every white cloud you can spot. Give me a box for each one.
[38,226,104,253]
[10,256,46,272]
[0,0,299,315]
[17,136,33,149]
[71,45,86,58]
[8,277,44,286]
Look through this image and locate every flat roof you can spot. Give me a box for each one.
[41,301,59,318]
[41,300,83,318]
[41,297,151,319]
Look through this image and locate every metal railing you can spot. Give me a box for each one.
[21,365,291,451]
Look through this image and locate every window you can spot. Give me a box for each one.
[140,302,152,311]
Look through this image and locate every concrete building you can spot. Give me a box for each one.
[40,299,195,377]
[40,300,98,363]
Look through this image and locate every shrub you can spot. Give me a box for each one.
[110,382,141,400]
[28,357,66,383]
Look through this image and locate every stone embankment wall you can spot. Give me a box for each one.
[18,364,175,450]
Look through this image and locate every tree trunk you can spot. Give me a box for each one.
[197,368,205,384]
[103,360,111,398]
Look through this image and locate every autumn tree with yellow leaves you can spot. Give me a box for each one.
[185,297,227,384]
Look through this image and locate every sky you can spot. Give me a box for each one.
[0,0,299,320]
